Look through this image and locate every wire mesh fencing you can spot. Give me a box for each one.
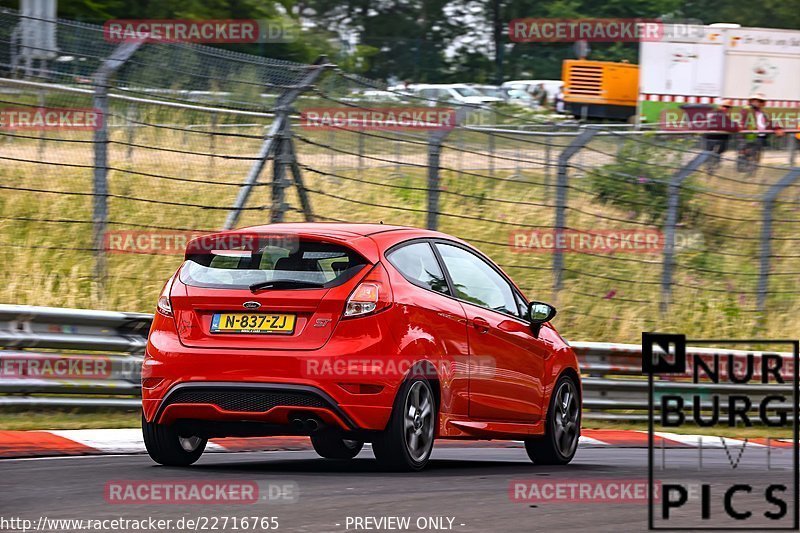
[1,8,799,342]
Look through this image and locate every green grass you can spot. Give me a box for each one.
[0,409,140,431]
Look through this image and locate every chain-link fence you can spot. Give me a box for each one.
[1,9,799,342]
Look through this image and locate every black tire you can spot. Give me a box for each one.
[311,432,364,459]
[525,374,580,465]
[142,413,207,466]
[372,377,436,471]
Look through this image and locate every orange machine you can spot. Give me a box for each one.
[562,60,639,121]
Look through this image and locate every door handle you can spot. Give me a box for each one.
[472,316,490,334]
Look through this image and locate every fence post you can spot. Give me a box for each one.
[426,108,469,231]
[544,135,552,201]
[488,130,495,177]
[91,41,143,295]
[37,91,45,161]
[209,111,218,179]
[125,104,136,164]
[358,124,365,178]
[224,57,330,230]
[758,168,800,314]
[660,151,712,313]
[427,140,442,231]
[394,136,402,176]
[271,124,291,223]
[552,127,598,301]
[287,140,314,222]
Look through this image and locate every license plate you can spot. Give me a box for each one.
[210,313,296,334]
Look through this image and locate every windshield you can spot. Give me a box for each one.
[180,240,368,290]
[453,87,483,97]
[479,88,505,98]
[508,89,532,100]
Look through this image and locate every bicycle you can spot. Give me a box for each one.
[736,133,762,175]
[703,136,729,172]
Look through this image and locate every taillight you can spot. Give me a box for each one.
[344,263,393,318]
[156,275,175,317]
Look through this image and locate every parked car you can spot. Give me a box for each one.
[142,223,582,471]
[408,84,503,106]
[501,80,564,103]
[472,84,537,107]
[356,90,406,103]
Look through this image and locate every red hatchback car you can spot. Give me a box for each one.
[142,223,581,470]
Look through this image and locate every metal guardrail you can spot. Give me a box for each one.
[0,305,793,422]
[0,305,149,407]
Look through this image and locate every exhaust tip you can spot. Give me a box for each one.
[290,418,305,431]
[305,418,320,432]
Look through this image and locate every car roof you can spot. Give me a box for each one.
[235,222,444,239]
[411,84,461,89]
[502,79,563,86]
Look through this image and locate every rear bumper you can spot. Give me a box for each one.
[142,311,400,432]
[152,382,360,430]
[143,368,397,433]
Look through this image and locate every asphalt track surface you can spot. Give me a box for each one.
[1,445,796,533]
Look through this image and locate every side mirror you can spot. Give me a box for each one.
[528,301,556,337]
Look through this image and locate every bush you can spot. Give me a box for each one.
[587,137,697,224]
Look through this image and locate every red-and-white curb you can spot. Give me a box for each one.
[0,429,793,459]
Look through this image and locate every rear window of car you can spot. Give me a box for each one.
[180,240,368,290]
[386,242,449,295]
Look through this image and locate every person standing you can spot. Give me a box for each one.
[739,93,784,158]
[703,99,735,158]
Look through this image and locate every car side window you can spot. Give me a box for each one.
[435,243,519,317]
[387,242,449,295]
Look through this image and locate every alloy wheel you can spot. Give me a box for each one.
[403,381,434,462]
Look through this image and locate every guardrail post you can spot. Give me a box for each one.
[660,151,712,313]
[91,40,143,296]
[427,108,469,231]
[224,57,330,230]
[758,168,800,314]
[553,127,598,300]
